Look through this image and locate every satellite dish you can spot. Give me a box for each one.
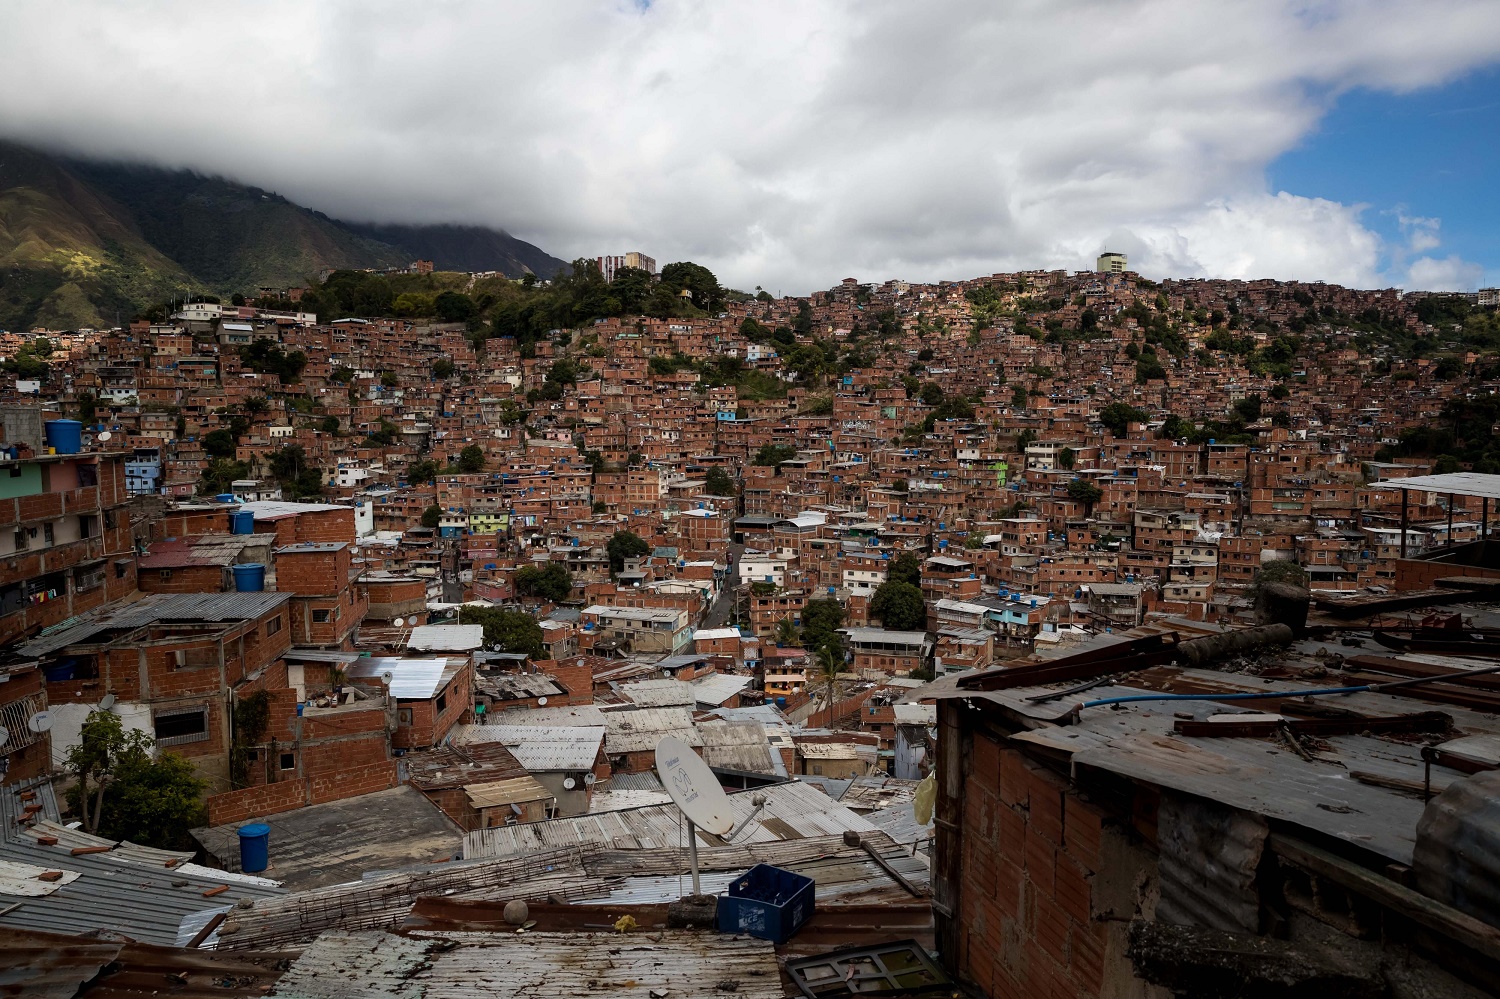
[584,772,597,786]
[0,726,8,748]
[537,696,548,706]
[563,776,576,790]
[382,671,395,684]
[392,617,405,628]
[654,736,734,836]
[99,693,116,711]
[27,711,53,734]
[98,431,112,442]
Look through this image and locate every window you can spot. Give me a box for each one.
[266,615,282,637]
[114,560,129,579]
[312,609,330,623]
[154,706,209,746]
[43,524,53,545]
[398,707,413,726]
[159,569,172,581]
[436,693,447,712]
[280,753,295,771]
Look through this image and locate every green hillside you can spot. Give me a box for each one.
[0,142,199,330]
[0,141,569,332]
[65,159,409,292]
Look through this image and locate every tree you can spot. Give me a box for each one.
[775,617,799,646]
[460,606,545,658]
[203,428,237,459]
[200,458,249,495]
[1234,394,1263,422]
[800,598,845,653]
[659,261,723,313]
[456,444,486,473]
[610,266,654,313]
[515,561,574,603]
[1057,446,1076,470]
[320,416,340,434]
[380,371,399,388]
[433,291,479,323]
[1099,402,1148,437]
[1066,479,1102,514]
[920,382,944,406]
[1255,560,1308,589]
[592,500,608,514]
[814,643,844,727]
[704,466,736,497]
[244,396,270,415]
[870,580,926,631]
[65,710,206,849]
[433,358,456,379]
[887,551,922,588]
[753,443,798,467]
[421,503,442,529]
[607,529,651,574]
[407,459,440,485]
[1433,454,1462,474]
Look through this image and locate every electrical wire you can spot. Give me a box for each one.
[1077,661,1500,711]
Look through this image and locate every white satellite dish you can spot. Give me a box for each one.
[563,776,576,790]
[99,693,116,711]
[537,696,548,706]
[655,736,733,836]
[584,773,596,786]
[382,671,395,684]
[392,617,405,628]
[27,711,53,734]
[0,726,8,749]
[98,431,112,442]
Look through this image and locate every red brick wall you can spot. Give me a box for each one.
[952,733,1113,999]
[308,759,398,804]
[206,778,307,826]
[138,564,226,594]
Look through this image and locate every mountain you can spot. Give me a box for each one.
[0,142,199,330]
[0,141,569,331]
[340,222,570,280]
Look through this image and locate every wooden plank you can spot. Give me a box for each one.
[1348,771,1427,795]
[69,845,112,856]
[1270,833,1500,963]
[202,884,230,898]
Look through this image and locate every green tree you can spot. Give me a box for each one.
[65,710,206,849]
[1058,446,1076,470]
[460,606,545,658]
[800,598,845,653]
[1098,402,1148,437]
[320,416,340,434]
[456,444,486,473]
[869,580,926,631]
[1066,479,1102,514]
[1255,560,1308,589]
[775,617,799,646]
[407,459,440,484]
[77,392,99,425]
[753,443,798,467]
[203,428,237,459]
[592,500,608,514]
[607,529,651,574]
[433,358,456,379]
[433,290,479,323]
[421,503,442,529]
[814,643,844,726]
[380,371,399,388]
[1234,394,1263,422]
[514,562,574,603]
[199,458,248,495]
[1433,454,1462,474]
[610,266,654,313]
[269,444,323,499]
[887,551,922,588]
[659,261,723,313]
[704,466,736,496]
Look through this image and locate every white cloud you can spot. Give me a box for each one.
[0,0,1498,292]
[1406,255,1485,292]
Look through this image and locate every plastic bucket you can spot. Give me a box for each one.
[232,563,266,592]
[237,822,270,873]
[44,420,83,454]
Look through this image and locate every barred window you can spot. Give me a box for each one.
[154,706,209,746]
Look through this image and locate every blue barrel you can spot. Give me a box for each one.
[230,509,255,535]
[237,822,270,873]
[44,420,83,454]
[215,493,236,503]
[232,563,266,592]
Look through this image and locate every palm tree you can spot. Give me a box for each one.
[775,617,798,646]
[814,645,843,728]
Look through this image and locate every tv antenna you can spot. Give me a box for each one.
[654,736,767,895]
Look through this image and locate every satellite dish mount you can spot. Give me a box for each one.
[654,735,741,896]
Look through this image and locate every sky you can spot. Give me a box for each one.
[2,0,1498,295]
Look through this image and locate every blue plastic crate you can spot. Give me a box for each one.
[717,863,815,944]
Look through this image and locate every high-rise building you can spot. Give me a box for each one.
[596,252,658,282]
[1097,251,1128,274]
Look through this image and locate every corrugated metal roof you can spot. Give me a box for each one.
[277,929,783,999]
[617,678,697,708]
[465,775,554,809]
[0,780,283,946]
[347,657,451,699]
[463,781,876,860]
[696,719,775,773]
[14,592,291,658]
[689,671,754,706]
[452,724,606,772]
[602,706,701,753]
[406,623,484,651]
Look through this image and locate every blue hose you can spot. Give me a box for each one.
[1079,685,1373,709]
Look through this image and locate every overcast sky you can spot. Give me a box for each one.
[3,0,1499,294]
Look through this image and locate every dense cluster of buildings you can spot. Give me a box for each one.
[1,263,1498,997]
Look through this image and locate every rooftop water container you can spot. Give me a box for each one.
[43,420,82,455]
[232,563,266,592]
